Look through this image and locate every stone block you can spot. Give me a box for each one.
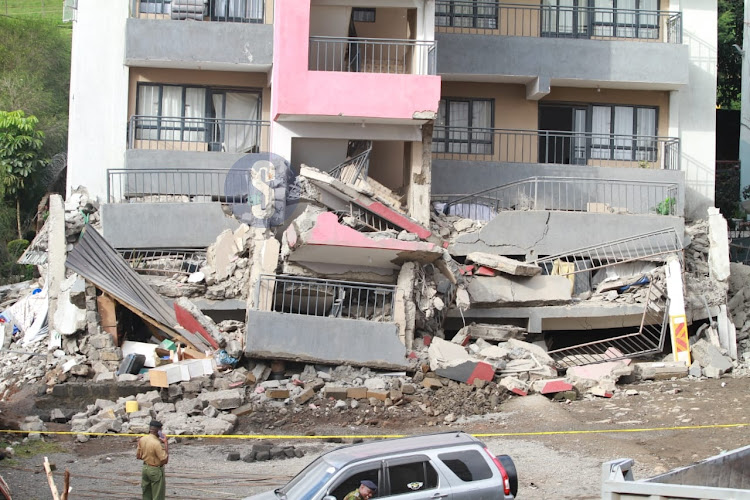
[136,391,162,406]
[466,252,542,277]
[94,372,115,383]
[267,389,290,399]
[421,378,443,390]
[294,388,315,405]
[367,390,389,401]
[346,387,368,400]
[202,418,234,435]
[175,398,204,415]
[153,402,175,413]
[323,387,348,400]
[198,389,244,410]
[70,364,92,377]
[232,403,255,416]
[99,348,123,362]
[498,376,529,396]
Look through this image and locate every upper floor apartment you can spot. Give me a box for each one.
[125,0,691,91]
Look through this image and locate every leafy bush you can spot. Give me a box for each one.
[6,239,29,258]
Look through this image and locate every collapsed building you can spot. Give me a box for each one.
[2,0,747,436]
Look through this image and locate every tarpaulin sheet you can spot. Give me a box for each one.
[65,225,210,351]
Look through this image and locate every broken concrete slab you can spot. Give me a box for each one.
[498,376,529,396]
[428,337,495,385]
[633,361,688,380]
[245,310,408,370]
[707,207,730,282]
[198,389,244,410]
[174,297,222,350]
[459,323,527,342]
[466,252,541,277]
[566,360,633,391]
[466,275,572,307]
[690,339,733,377]
[536,378,574,395]
[208,229,241,282]
[285,211,443,269]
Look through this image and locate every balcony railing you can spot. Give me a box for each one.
[328,146,372,187]
[253,274,396,323]
[309,37,437,75]
[108,168,252,204]
[435,1,682,44]
[436,176,680,221]
[128,116,270,154]
[132,0,265,23]
[432,126,680,170]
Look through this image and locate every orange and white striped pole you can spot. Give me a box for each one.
[666,256,691,365]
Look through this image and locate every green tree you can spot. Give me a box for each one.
[0,110,48,239]
[718,0,744,109]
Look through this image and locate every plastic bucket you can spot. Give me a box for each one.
[125,401,139,413]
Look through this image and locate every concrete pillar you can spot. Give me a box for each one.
[47,195,66,334]
[407,123,433,226]
[246,229,281,315]
[394,262,417,349]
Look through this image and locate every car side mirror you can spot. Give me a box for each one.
[323,496,336,500]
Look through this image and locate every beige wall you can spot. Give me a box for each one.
[369,141,406,191]
[354,8,409,39]
[127,68,270,120]
[437,83,671,166]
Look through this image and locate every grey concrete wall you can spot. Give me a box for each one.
[450,211,685,259]
[245,310,408,369]
[432,160,686,215]
[125,149,246,171]
[125,18,273,70]
[101,203,240,248]
[436,34,689,88]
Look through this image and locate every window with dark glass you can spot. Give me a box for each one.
[435,0,498,29]
[352,8,376,22]
[386,460,439,495]
[590,105,657,161]
[438,450,494,482]
[433,98,494,155]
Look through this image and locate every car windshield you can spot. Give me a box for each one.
[278,457,337,499]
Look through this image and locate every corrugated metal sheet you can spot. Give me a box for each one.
[65,224,210,351]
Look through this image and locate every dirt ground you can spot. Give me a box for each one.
[0,376,748,499]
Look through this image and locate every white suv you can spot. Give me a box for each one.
[244,432,518,499]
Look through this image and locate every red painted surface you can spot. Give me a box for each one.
[271,0,440,121]
[422,335,432,346]
[540,379,574,394]
[299,212,440,253]
[174,304,219,350]
[511,388,528,397]
[475,266,497,277]
[466,362,495,385]
[356,200,432,239]
[459,265,475,276]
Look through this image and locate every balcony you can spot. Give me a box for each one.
[125,116,270,173]
[245,274,408,369]
[308,37,436,76]
[434,1,688,89]
[436,1,682,43]
[125,0,273,71]
[432,126,680,170]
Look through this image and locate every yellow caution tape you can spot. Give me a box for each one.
[0,422,747,440]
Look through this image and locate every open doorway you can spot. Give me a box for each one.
[538,104,587,165]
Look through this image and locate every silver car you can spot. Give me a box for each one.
[244,431,517,500]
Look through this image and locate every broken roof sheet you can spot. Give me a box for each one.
[65,224,210,351]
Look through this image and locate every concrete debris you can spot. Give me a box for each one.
[690,339,733,378]
[633,362,689,381]
[466,252,542,277]
[458,323,527,342]
[466,275,572,306]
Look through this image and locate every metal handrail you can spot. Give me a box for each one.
[254,274,396,323]
[309,36,437,75]
[107,168,251,204]
[328,147,373,187]
[128,116,270,154]
[440,176,681,219]
[435,1,682,43]
[131,0,266,23]
[433,126,680,171]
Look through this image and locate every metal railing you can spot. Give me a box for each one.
[117,248,207,276]
[253,274,396,323]
[132,0,265,23]
[128,116,270,154]
[440,176,680,220]
[309,36,437,75]
[549,283,669,368]
[435,1,682,44]
[433,126,680,171]
[328,147,372,186]
[108,168,252,203]
[533,227,683,275]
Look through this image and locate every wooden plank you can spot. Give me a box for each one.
[43,457,60,500]
[97,294,119,346]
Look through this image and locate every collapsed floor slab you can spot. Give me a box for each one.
[245,310,407,370]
